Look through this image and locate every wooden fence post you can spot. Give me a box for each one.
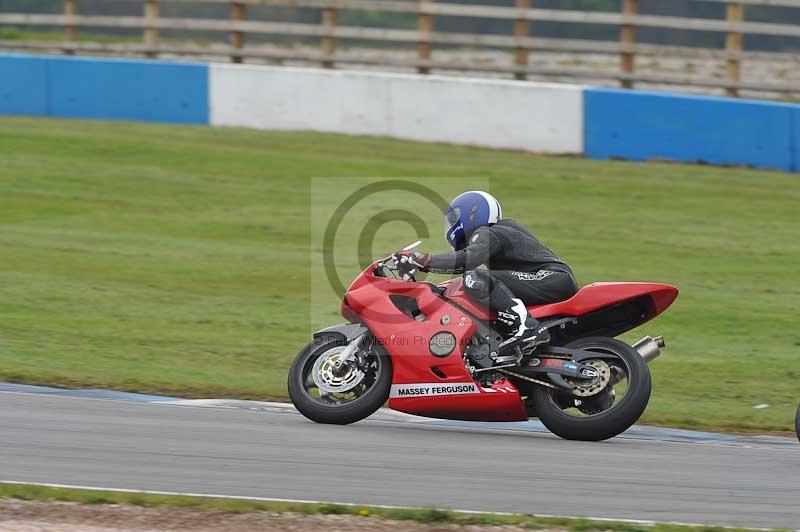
[620,0,637,89]
[231,2,247,63]
[63,0,77,55]
[144,0,160,59]
[417,0,433,74]
[321,7,337,68]
[513,0,530,81]
[725,2,744,98]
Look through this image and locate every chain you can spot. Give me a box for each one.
[497,368,562,391]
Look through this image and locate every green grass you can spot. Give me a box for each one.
[0,483,776,531]
[0,116,798,431]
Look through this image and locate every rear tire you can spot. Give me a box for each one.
[288,336,392,425]
[533,336,651,442]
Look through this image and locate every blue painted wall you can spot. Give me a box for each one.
[585,88,800,172]
[0,54,48,116]
[791,107,800,173]
[0,54,209,125]
[47,56,208,124]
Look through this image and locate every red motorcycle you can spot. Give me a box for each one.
[289,242,678,441]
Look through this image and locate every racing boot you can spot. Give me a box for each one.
[497,298,550,353]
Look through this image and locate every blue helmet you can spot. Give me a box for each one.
[444,191,503,250]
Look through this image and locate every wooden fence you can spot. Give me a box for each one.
[1,0,799,97]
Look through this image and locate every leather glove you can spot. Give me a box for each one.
[391,250,432,278]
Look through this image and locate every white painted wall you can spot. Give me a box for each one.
[210,64,584,154]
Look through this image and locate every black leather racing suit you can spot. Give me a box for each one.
[427,219,579,332]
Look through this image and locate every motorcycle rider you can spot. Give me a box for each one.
[392,190,579,351]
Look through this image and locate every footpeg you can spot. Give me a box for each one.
[493,354,520,365]
[492,346,523,366]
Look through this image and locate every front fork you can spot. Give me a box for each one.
[332,332,367,372]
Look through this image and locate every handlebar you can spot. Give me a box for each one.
[374,240,423,282]
[375,260,415,282]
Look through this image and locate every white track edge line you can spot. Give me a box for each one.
[0,480,785,531]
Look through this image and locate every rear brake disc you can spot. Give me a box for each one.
[566,359,612,398]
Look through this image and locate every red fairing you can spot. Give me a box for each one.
[531,282,678,318]
[344,266,526,422]
[440,277,678,322]
[388,378,528,422]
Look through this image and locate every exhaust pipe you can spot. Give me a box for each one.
[633,335,666,363]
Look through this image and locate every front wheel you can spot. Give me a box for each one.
[288,334,392,425]
[532,336,651,441]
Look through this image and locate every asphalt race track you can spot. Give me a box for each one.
[1,385,798,529]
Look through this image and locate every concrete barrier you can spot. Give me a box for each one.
[47,56,209,124]
[792,108,800,173]
[584,88,799,172]
[3,53,800,172]
[0,54,208,125]
[0,54,47,116]
[210,64,585,154]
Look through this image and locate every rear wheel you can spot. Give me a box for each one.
[532,336,651,441]
[288,335,392,425]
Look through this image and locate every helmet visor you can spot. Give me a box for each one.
[443,206,463,248]
[444,206,461,229]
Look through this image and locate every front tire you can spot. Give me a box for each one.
[533,336,651,441]
[288,335,392,425]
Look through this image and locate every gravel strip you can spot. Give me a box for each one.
[0,500,558,532]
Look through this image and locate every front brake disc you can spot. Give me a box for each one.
[312,349,366,394]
